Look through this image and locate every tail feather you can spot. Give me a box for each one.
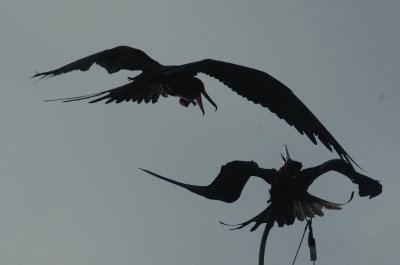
[44,91,107,103]
[308,202,324,217]
[221,192,354,231]
[294,202,305,221]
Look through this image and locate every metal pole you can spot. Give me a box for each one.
[259,222,274,265]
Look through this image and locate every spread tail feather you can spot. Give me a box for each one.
[221,192,354,230]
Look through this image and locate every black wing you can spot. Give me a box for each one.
[46,80,170,104]
[141,161,278,203]
[300,159,382,198]
[166,59,357,166]
[33,46,162,79]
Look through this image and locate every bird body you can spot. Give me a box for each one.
[141,146,382,265]
[141,158,381,230]
[34,45,358,166]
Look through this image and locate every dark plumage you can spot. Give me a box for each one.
[141,147,382,265]
[141,158,381,230]
[34,45,357,166]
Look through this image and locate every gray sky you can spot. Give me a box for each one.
[1,1,399,264]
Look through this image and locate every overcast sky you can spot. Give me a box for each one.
[1,1,399,265]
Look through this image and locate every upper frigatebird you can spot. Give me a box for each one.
[141,146,382,265]
[33,45,357,166]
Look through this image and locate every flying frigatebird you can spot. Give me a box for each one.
[34,46,357,166]
[141,146,381,265]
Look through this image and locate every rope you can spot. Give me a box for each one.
[259,218,317,265]
[291,219,312,265]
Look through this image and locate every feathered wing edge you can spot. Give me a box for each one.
[32,46,162,80]
[165,59,359,168]
[302,159,382,199]
[44,81,170,104]
[140,161,277,203]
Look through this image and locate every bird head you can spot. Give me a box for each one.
[173,76,217,115]
[179,96,207,115]
[178,91,217,116]
[278,145,302,175]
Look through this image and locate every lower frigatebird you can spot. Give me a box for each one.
[33,45,359,167]
[141,146,381,265]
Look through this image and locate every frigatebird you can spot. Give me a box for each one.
[141,146,381,265]
[33,46,356,166]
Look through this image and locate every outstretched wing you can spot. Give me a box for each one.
[33,46,162,79]
[141,160,278,203]
[166,59,357,166]
[301,159,382,198]
[45,80,170,104]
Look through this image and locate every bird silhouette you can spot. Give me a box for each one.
[141,146,381,265]
[141,146,381,230]
[34,45,357,166]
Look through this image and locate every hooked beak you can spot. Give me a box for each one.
[200,88,218,112]
[196,96,205,115]
[281,144,291,163]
